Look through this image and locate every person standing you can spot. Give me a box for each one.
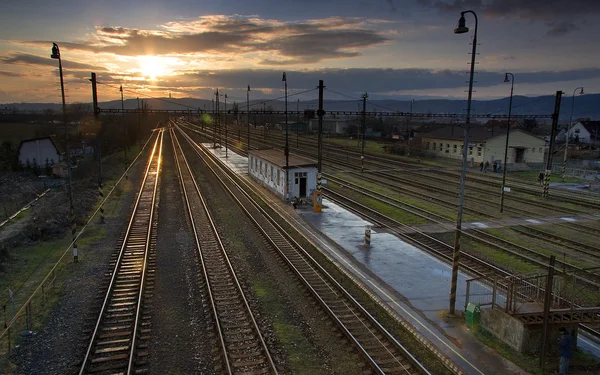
[558,327,573,375]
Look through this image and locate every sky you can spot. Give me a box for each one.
[1,0,600,105]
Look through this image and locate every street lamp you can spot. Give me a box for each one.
[283,72,290,201]
[407,99,414,156]
[500,73,514,213]
[224,93,228,158]
[247,85,251,151]
[449,10,478,315]
[562,87,584,180]
[51,43,77,262]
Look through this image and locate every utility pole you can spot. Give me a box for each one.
[543,91,563,198]
[120,85,126,160]
[283,72,289,201]
[361,92,368,172]
[90,72,104,224]
[51,43,77,262]
[247,85,251,151]
[407,99,414,156]
[137,97,141,148]
[214,88,220,149]
[539,255,556,372]
[296,98,300,149]
[317,80,325,194]
[224,93,228,158]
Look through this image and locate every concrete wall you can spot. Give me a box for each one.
[422,137,484,164]
[480,307,577,354]
[248,155,317,200]
[485,131,545,165]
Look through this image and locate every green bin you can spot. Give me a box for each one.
[465,303,481,327]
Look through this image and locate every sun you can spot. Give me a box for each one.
[138,55,169,80]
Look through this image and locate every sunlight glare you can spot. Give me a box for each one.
[138,55,169,80]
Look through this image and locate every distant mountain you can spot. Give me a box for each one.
[2,94,599,121]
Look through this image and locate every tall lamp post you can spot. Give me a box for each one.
[283,72,290,201]
[247,85,251,151]
[224,93,228,157]
[51,43,77,262]
[500,73,514,213]
[407,99,414,156]
[562,87,584,180]
[449,10,478,315]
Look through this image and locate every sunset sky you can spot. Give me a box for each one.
[1,0,599,104]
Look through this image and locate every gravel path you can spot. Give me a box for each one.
[9,153,148,375]
[147,133,216,374]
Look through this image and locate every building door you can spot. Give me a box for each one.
[295,172,307,198]
[515,148,525,163]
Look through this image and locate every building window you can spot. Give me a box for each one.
[539,148,543,153]
[477,147,482,156]
[439,144,443,151]
[255,158,257,171]
[433,142,436,150]
[277,169,281,185]
[270,166,273,181]
[427,142,431,150]
[453,144,457,153]
[468,146,473,155]
[532,148,535,153]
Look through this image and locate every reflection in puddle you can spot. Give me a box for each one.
[432,268,451,277]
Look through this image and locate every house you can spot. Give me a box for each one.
[248,149,317,201]
[567,121,600,146]
[308,118,350,134]
[422,126,546,166]
[275,121,309,133]
[18,136,64,168]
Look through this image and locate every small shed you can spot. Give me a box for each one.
[248,149,317,201]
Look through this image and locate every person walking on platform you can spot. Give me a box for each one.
[558,327,573,374]
[292,196,299,209]
[479,161,484,172]
[538,171,544,185]
[484,161,490,173]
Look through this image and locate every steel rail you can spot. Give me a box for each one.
[79,130,163,375]
[176,124,432,375]
[170,127,278,375]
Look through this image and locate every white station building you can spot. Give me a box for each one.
[248,149,317,201]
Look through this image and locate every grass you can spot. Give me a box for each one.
[473,326,543,375]
[251,278,344,374]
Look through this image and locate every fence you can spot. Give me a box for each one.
[466,267,600,315]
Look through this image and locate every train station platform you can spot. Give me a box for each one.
[205,145,599,375]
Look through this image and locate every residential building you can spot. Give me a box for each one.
[18,136,64,168]
[308,118,350,134]
[422,126,546,166]
[567,120,600,146]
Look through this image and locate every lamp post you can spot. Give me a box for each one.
[449,10,478,315]
[500,73,514,213]
[562,87,584,180]
[283,72,290,201]
[51,43,77,262]
[224,93,228,158]
[297,98,300,149]
[407,99,414,156]
[247,85,251,151]
[361,92,368,172]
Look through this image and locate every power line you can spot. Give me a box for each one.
[95,80,198,110]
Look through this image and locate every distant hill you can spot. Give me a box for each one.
[2,94,599,121]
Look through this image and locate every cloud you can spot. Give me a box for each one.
[0,70,27,78]
[22,15,388,64]
[545,21,579,37]
[419,0,600,35]
[148,67,600,94]
[1,53,107,71]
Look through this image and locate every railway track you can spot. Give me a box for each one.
[170,127,279,375]
[79,130,164,375]
[175,124,433,375]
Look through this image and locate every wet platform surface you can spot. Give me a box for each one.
[203,144,600,374]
